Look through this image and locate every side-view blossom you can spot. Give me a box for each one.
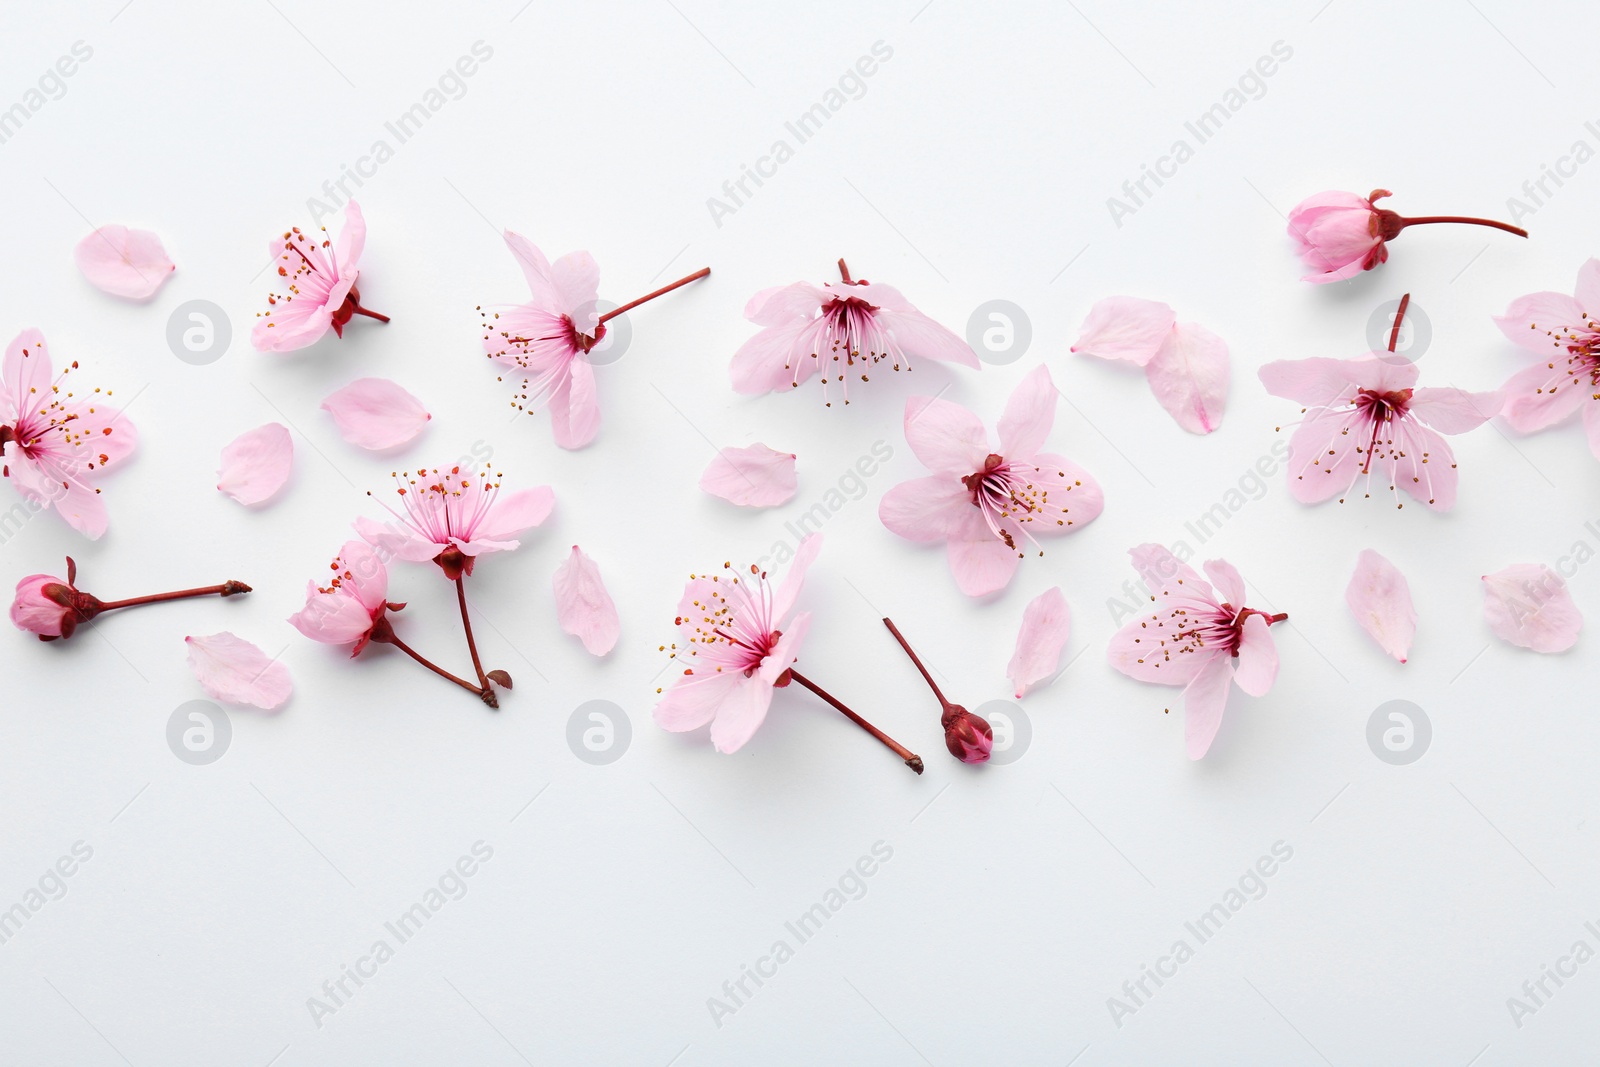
[252,200,387,352]
[11,555,250,642]
[1345,549,1415,663]
[1493,258,1600,458]
[731,258,978,406]
[74,225,175,300]
[879,365,1103,596]
[699,444,797,507]
[882,617,992,764]
[217,423,293,505]
[356,464,553,581]
[185,633,293,710]
[1071,297,1229,434]
[1107,545,1287,760]
[1287,188,1526,284]
[1482,563,1582,654]
[1008,586,1071,698]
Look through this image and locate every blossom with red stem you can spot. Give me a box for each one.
[1287,189,1527,284]
[882,617,992,764]
[481,232,709,449]
[11,555,250,641]
[1492,258,1600,458]
[1258,294,1502,511]
[0,329,136,539]
[731,258,979,407]
[653,534,923,772]
[251,201,387,352]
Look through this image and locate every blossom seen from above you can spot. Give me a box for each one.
[0,329,136,539]
[74,225,174,301]
[1107,545,1286,760]
[1287,188,1527,284]
[482,232,708,449]
[1071,296,1229,434]
[1493,258,1600,458]
[252,200,387,352]
[879,364,1103,596]
[355,463,554,581]
[731,258,979,406]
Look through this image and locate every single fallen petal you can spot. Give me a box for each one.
[552,545,620,656]
[74,225,175,300]
[1008,586,1071,698]
[1482,564,1582,653]
[321,378,431,450]
[217,423,293,506]
[1144,322,1229,434]
[699,444,797,507]
[1345,549,1416,662]
[185,632,293,710]
[1070,296,1175,366]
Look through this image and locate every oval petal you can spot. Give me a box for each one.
[1008,586,1070,699]
[699,444,797,508]
[321,378,431,450]
[1482,563,1582,653]
[74,225,175,300]
[1345,549,1416,662]
[552,545,620,657]
[185,632,293,710]
[217,423,293,506]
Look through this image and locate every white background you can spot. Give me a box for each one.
[3,1,1599,1063]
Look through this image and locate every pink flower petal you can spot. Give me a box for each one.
[1202,560,1247,607]
[1231,614,1278,697]
[217,423,293,506]
[552,545,620,657]
[947,536,1020,597]
[997,365,1057,457]
[1482,564,1583,653]
[74,225,175,301]
[877,306,981,368]
[707,675,776,754]
[1500,362,1585,433]
[320,378,431,451]
[699,444,797,508]
[1145,322,1229,434]
[879,476,981,542]
[549,356,601,450]
[904,394,990,475]
[1008,586,1070,698]
[1493,291,1586,354]
[1345,549,1416,663]
[1408,387,1502,434]
[1257,357,1363,406]
[1183,654,1234,760]
[184,632,293,710]
[1070,296,1175,366]
[758,611,811,686]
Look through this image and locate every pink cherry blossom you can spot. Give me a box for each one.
[482,232,708,449]
[321,378,430,450]
[1107,545,1286,760]
[11,569,76,639]
[1259,350,1501,511]
[1482,563,1582,654]
[553,545,620,656]
[1071,296,1229,433]
[1493,258,1600,458]
[1288,188,1526,284]
[1345,549,1415,663]
[185,632,293,710]
[731,258,979,406]
[0,329,136,539]
[879,365,1103,597]
[699,443,797,507]
[355,463,553,580]
[251,201,387,352]
[288,540,394,655]
[74,225,175,300]
[1008,586,1071,699]
[217,423,293,505]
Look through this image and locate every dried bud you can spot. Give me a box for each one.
[943,707,994,764]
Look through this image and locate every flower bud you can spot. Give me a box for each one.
[9,557,101,641]
[943,707,994,764]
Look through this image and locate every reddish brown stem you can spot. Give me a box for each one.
[788,669,923,774]
[353,305,390,323]
[881,618,957,717]
[1396,215,1527,238]
[380,632,495,707]
[597,267,710,325]
[1387,293,1410,353]
[837,258,853,284]
[454,577,492,693]
[97,581,251,612]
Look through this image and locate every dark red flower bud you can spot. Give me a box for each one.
[943,707,994,764]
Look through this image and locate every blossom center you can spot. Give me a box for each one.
[563,315,607,354]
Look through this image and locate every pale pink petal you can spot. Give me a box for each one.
[1584,402,1600,461]
[288,588,373,646]
[731,322,815,394]
[475,486,555,543]
[904,394,990,475]
[947,536,1020,597]
[1345,549,1415,663]
[1493,291,1587,353]
[770,533,822,624]
[758,611,811,685]
[1008,586,1070,698]
[1391,420,1457,511]
[1231,614,1278,697]
[1500,363,1586,433]
[1284,407,1365,505]
[549,356,601,450]
[1130,543,1211,601]
[1202,560,1246,607]
[185,633,293,710]
[1257,357,1364,406]
[353,514,441,563]
[1574,259,1600,315]
[1145,322,1229,434]
[552,251,600,326]
[878,307,981,368]
[654,672,739,733]
[745,282,826,325]
[1482,564,1583,653]
[1183,654,1235,760]
[699,444,797,507]
[996,365,1057,457]
[1106,615,1205,687]
[503,231,558,307]
[321,378,430,450]
[1409,387,1502,434]
[552,545,620,657]
[217,423,293,505]
[879,476,981,542]
[74,225,175,301]
[1070,296,1175,366]
[332,201,366,276]
[708,675,776,754]
[2,328,53,410]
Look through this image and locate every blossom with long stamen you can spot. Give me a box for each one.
[252,201,387,352]
[879,365,1102,596]
[0,329,136,539]
[1493,258,1600,458]
[731,258,979,406]
[1107,545,1286,759]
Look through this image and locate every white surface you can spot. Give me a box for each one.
[3,1,1599,1064]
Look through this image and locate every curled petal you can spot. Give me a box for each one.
[1345,549,1416,662]
[321,378,430,450]
[1070,296,1175,366]
[74,225,175,300]
[1145,322,1229,434]
[699,444,797,508]
[552,546,620,657]
[1008,586,1070,699]
[185,632,293,710]
[1482,564,1582,653]
[217,423,293,505]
